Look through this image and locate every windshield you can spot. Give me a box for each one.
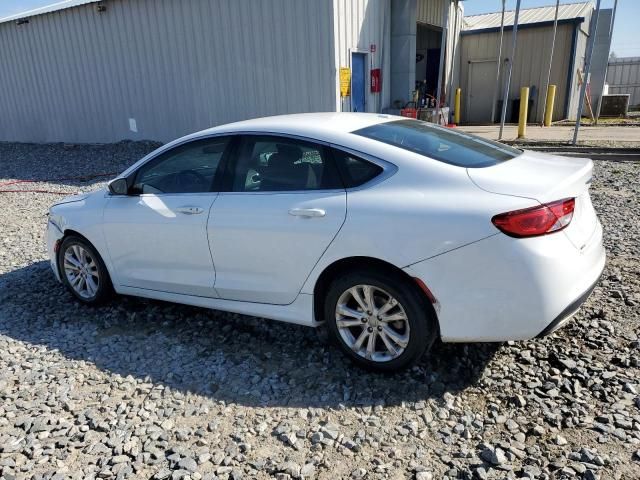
[353,119,522,168]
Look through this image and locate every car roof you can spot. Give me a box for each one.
[197,112,399,141]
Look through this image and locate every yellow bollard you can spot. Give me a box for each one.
[544,84,556,127]
[518,87,529,138]
[454,88,461,124]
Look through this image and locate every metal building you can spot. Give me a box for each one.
[0,0,461,144]
[459,2,600,124]
[607,57,640,109]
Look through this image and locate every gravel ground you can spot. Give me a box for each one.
[0,142,639,480]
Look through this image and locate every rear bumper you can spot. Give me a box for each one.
[404,220,605,342]
[536,272,602,337]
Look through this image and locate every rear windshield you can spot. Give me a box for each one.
[353,119,522,168]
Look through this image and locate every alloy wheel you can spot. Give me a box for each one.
[63,244,100,299]
[335,284,410,363]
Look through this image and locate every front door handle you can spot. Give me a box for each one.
[176,206,204,215]
[288,208,326,218]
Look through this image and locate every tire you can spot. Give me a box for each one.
[57,235,113,305]
[324,270,437,372]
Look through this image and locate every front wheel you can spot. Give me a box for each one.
[57,235,113,304]
[324,271,437,372]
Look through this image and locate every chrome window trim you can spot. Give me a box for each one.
[116,130,398,196]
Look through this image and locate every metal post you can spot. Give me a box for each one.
[490,0,506,124]
[434,0,450,124]
[499,0,522,140]
[572,0,602,145]
[544,85,557,127]
[518,87,530,138]
[595,0,618,124]
[541,0,560,126]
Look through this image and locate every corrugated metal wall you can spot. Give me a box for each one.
[459,23,579,123]
[607,57,640,108]
[0,0,336,143]
[417,0,445,27]
[333,0,390,113]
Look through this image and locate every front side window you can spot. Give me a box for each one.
[354,119,522,168]
[230,136,342,192]
[132,137,230,194]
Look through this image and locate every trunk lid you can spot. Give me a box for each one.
[468,150,598,249]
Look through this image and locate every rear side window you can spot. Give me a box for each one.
[353,119,522,168]
[230,136,343,192]
[332,149,383,188]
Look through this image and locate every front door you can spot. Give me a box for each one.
[351,52,366,112]
[103,136,231,297]
[209,135,346,305]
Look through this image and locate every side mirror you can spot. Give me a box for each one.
[108,178,129,195]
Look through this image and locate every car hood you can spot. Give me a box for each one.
[50,189,104,207]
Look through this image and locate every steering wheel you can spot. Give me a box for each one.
[172,169,209,193]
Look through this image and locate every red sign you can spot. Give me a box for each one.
[370,44,376,53]
[371,68,381,93]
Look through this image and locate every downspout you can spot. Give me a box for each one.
[490,0,506,124]
[564,21,579,119]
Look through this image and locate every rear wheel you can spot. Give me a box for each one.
[324,271,437,372]
[58,235,113,304]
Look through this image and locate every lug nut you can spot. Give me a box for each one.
[377,326,382,331]
[367,327,373,333]
[361,318,367,323]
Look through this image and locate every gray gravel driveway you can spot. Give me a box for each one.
[0,142,638,480]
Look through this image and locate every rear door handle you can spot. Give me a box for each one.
[176,206,204,215]
[288,208,326,218]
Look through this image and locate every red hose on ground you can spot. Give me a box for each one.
[0,172,116,195]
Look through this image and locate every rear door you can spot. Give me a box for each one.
[208,135,346,305]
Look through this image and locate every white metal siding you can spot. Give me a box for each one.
[417,0,445,27]
[0,0,336,143]
[333,0,390,113]
[607,57,640,108]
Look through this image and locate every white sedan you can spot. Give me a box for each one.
[47,113,605,371]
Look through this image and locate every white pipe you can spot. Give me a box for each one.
[434,0,450,124]
[490,0,506,124]
[499,0,522,140]
[446,0,460,122]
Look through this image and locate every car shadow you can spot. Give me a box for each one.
[0,261,501,408]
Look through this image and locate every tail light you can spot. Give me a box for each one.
[491,198,575,238]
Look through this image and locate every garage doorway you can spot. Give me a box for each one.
[467,60,497,124]
[351,52,366,112]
